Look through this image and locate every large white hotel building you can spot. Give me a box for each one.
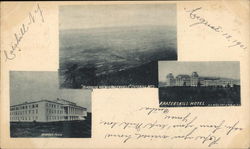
[165,72,240,87]
[10,98,87,122]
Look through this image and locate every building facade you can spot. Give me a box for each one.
[10,98,87,122]
[165,72,240,87]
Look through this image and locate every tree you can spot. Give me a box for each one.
[63,63,79,88]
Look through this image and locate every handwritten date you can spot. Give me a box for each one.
[184,7,247,50]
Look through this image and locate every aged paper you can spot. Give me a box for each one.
[1,1,249,148]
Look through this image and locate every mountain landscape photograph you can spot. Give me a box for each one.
[59,4,177,88]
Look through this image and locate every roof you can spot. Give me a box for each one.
[166,73,174,78]
[191,72,199,77]
[176,74,190,79]
[54,98,77,105]
[10,100,64,107]
[10,99,86,109]
[199,77,220,80]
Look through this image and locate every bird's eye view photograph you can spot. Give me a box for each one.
[59,4,177,88]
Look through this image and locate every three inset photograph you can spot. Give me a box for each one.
[8,4,242,140]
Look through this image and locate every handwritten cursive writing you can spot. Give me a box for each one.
[184,7,247,50]
[100,107,243,147]
[4,3,45,61]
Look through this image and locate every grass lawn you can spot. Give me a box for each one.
[159,86,240,107]
[10,114,91,138]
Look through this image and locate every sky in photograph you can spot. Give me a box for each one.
[59,4,176,30]
[10,71,92,112]
[158,61,240,82]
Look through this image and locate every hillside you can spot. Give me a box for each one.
[59,25,177,88]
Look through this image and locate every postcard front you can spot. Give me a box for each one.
[0,1,249,149]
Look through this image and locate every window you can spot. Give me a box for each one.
[36,104,38,108]
[36,109,38,114]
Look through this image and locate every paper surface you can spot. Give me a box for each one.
[1,1,249,148]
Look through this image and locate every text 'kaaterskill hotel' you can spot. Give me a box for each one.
[10,98,87,122]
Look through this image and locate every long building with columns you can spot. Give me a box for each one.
[10,98,87,122]
[165,72,240,87]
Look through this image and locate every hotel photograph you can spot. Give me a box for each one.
[158,61,240,107]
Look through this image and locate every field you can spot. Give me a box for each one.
[59,26,177,88]
[159,86,240,107]
[10,113,91,138]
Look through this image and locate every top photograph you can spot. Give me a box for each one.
[59,4,177,88]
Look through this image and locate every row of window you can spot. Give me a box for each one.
[47,116,65,120]
[68,108,84,115]
[47,109,64,114]
[46,103,63,109]
[10,109,38,115]
[10,104,38,111]
[10,116,38,121]
[68,116,80,120]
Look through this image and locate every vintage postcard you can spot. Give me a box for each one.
[0,1,249,149]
